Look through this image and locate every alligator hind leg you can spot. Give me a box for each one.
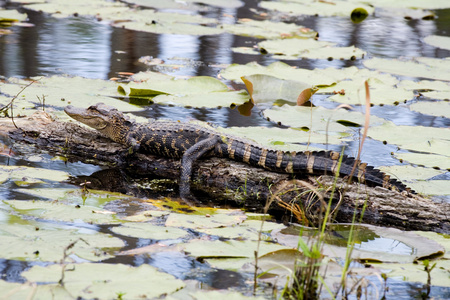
[179,136,222,200]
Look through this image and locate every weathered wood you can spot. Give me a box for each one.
[3,112,449,233]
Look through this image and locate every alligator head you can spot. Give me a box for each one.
[64,103,134,145]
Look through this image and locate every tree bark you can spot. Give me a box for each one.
[3,112,449,233]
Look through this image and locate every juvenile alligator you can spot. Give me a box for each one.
[64,103,412,197]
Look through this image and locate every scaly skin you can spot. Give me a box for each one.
[65,103,412,197]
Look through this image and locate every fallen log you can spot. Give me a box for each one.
[3,112,449,233]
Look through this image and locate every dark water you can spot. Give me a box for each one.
[1,1,449,298]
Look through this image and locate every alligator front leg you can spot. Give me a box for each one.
[179,136,222,199]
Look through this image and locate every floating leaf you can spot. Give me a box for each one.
[241,74,314,103]
[111,222,188,240]
[0,222,124,262]
[394,152,450,170]
[220,61,336,87]
[262,105,386,133]
[0,166,69,184]
[423,34,450,51]
[223,19,317,39]
[220,126,337,151]
[4,200,122,224]
[165,209,246,229]
[260,0,375,17]
[257,39,366,60]
[363,57,450,81]
[378,165,444,181]
[410,101,450,117]
[22,263,185,298]
[367,122,450,156]
[272,224,445,263]
[406,180,450,195]
[181,239,289,259]
[150,91,250,108]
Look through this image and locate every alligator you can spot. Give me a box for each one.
[64,103,412,198]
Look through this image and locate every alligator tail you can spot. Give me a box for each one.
[217,139,411,193]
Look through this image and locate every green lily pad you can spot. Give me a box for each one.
[325,81,415,105]
[423,35,450,51]
[260,0,375,17]
[118,76,249,108]
[13,188,129,207]
[111,222,188,240]
[262,105,386,133]
[223,19,317,39]
[394,152,450,170]
[0,166,69,184]
[220,126,339,151]
[257,39,366,60]
[406,180,450,196]
[367,122,450,156]
[22,263,185,298]
[241,74,315,103]
[374,260,450,287]
[398,79,450,91]
[421,91,450,100]
[0,8,28,23]
[181,239,289,259]
[23,0,127,19]
[0,76,138,119]
[410,101,450,117]
[4,200,122,225]
[187,290,266,300]
[378,165,444,181]
[151,91,250,108]
[0,222,124,262]
[165,209,246,229]
[363,57,450,81]
[119,76,228,96]
[195,220,285,240]
[220,61,336,87]
[369,0,450,9]
[272,224,445,263]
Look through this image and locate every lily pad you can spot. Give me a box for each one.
[0,8,28,23]
[181,238,289,259]
[423,35,450,51]
[378,165,444,181]
[22,263,185,298]
[260,0,375,17]
[374,260,450,287]
[410,101,450,117]
[195,220,285,240]
[165,209,246,229]
[223,19,317,39]
[393,152,450,170]
[262,105,386,133]
[118,76,249,108]
[0,165,69,184]
[241,74,315,103]
[272,224,445,263]
[151,91,250,108]
[4,200,122,224]
[257,38,366,60]
[363,57,450,81]
[111,222,188,240]
[220,126,340,151]
[0,76,137,119]
[367,122,450,156]
[220,61,336,87]
[0,222,124,262]
[406,180,450,196]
